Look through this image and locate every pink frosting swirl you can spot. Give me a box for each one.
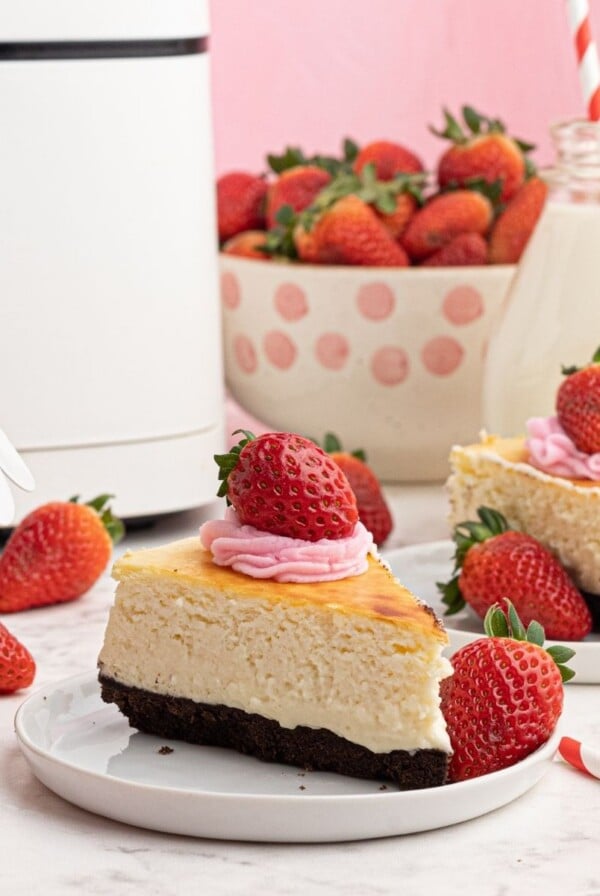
[199,510,374,583]
[526,415,600,480]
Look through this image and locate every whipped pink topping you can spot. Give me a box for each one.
[526,415,600,480]
[199,509,374,583]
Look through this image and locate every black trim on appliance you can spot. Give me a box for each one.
[0,36,208,61]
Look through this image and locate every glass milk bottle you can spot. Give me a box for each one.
[483,120,600,435]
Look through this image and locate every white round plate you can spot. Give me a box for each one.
[383,540,600,684]
[15,671,560,843]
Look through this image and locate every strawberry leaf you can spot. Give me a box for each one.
[561,364,580,376]
[430,108,466,144]
[506,599,527,640]
[102,509,125,545]
[438,574,466,615]
[484,604,510,637]
[526,619,545,646]
[515,137,537,153]
[215,431,256,501]
[592,346,600,364]
[267,147,307,174]
[343,137,360,162]
[462,105,483,134]
[323,433,343,453]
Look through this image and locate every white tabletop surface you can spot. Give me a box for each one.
[2,482,599,896]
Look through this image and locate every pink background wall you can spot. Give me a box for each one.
[209,0,600,175]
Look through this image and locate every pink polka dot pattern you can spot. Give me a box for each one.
[233,334,257,373]
[357,282,395,320]
[264,330,297,370]
[370,346,409,386]
[422,336,464,376]
[315,332,350,370]
[274,282,308,321]
[221,271,241,310]
[442,285,484,325]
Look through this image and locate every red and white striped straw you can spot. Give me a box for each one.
[558,736,600,779]
[566,0,600,120]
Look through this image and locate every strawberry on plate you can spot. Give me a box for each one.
[556,347,600,455]
[215,430,359,541]
[322,433,393,546]
[432,105,533,202]
[439,506,592,640]
[0,623,35,694]
[441,600,574,782]
[0,495,124,612]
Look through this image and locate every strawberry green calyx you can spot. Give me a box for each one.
[214,430,256,501]
[431,105,534,145]
[69,494,125,545]
[266,137,359,178]
[484,599,576,683]
[561,345,600,377]
[438,506,511,614]
[321,432,366,462]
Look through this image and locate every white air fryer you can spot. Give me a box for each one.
[0,0,224,522]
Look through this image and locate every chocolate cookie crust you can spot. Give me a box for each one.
[99,674,449,790]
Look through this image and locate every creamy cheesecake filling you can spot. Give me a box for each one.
[98,574,452,755]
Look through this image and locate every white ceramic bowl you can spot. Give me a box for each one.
[220,257,516,481]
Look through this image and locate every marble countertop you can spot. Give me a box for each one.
[2,483,599,896]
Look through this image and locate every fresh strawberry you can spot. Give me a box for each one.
[295,195,410,266]
[216,172,268,243]
[322,433,393,545]
[556,348,600,454]
[215,431,359,541]
[422,232,488,266]
[353,140,423,180]
[488,176,547,264]
[222,230,269,259]
[0,623,35,693]
[265,165,331,229]
[432,106,533,202]
[439,507,592,640]
[440,600,573,782]
[376,191,418,240]
[0,495,124,612]
[401,190,492,261]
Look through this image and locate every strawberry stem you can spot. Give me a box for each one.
[484,599,576,683]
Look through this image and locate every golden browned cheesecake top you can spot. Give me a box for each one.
[458,433,600,490]
[114,537,447,642]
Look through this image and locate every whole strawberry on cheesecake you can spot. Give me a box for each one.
[448,348,600,621]
[98,430,453,789]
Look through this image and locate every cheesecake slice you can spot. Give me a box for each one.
[448,434,600,594]
[98,537,452,789]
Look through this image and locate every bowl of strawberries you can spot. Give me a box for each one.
[217,107,547,481]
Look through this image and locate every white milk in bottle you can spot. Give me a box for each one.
[483,120,600,434]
